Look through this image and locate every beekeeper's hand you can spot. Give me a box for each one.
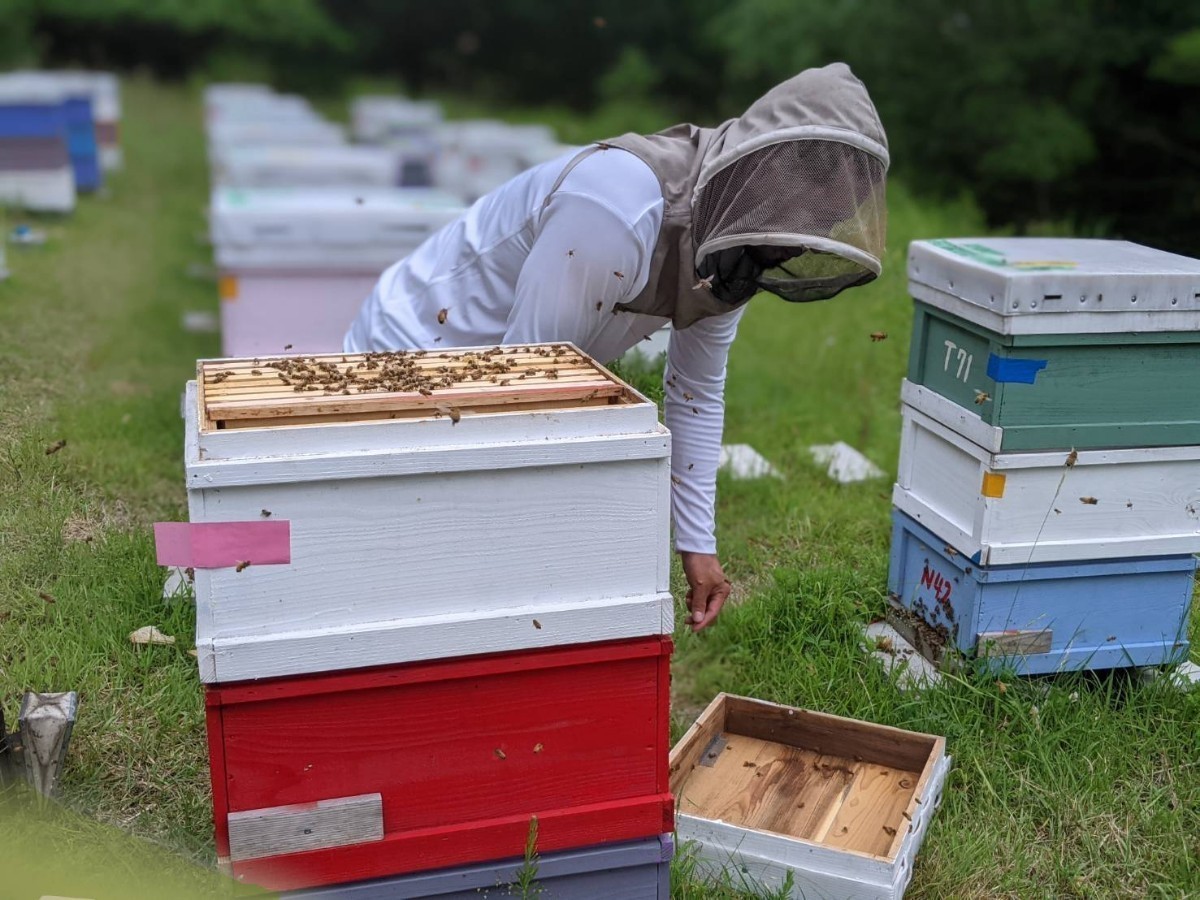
[680,552,731,633]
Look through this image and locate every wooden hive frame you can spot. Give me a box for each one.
[197,342,636,432]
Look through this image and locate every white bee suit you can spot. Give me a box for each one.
[347,62,889,556]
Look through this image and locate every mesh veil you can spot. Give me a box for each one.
[692,138,887,303]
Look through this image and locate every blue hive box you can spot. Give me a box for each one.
[0,80,68,140]
[887,510,1195,675]
[62,94,101,191]
[283,833,672,899]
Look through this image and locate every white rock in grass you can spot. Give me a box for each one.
[1138,661,1200,691]
[809,441,884,483]
[129,626,175,646]
[718,444,781,480]
[861,621,942,690]
[182,310,219,333]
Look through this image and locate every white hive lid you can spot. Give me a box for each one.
[908,237,1200,317]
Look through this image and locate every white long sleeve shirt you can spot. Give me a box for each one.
[345,148,744,554]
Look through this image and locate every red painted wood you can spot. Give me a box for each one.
[234,795,672,891]
[205,703,231,859]
[206,637,673,891]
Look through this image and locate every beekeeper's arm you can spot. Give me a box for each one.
[664,308,744,631]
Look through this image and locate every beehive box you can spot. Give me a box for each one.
[215,145,402,189]
[893,403,1200,565]
[908,238,1200,336]
[671,694,949,900]
[183,344,672,683]
[210,186,463,357]
[904,302,1200,451]
[0,78,75,212]
[283,833,673,899]
[207,637,674,891]
[886,510,1194,674]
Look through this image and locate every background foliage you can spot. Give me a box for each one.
[5,0,1199,251]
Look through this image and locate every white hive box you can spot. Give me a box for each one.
[433,121,561,202]
[350,95,442,144]
[0,78,75,212]
[207,120,347,171]
[211,186,463,357]
[214,145,400,188]
[184,344,673,683]
[908,237,1200,335]
[893,403,1200,566]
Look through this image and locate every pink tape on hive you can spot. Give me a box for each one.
[154,521,291,568]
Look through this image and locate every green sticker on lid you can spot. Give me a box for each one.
[929,239,1077,271]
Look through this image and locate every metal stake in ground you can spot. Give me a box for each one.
[18,691,79,798]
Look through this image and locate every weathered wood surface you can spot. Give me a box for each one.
[207,637,674,891]
[228,793,383,862]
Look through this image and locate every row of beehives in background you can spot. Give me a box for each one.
[0,70,120,214]
[886,237,1200,677]
[170,344,949,899]
[205,83,574,200]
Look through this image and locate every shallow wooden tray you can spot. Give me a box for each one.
[671,693,950,900]
[196,342,635,431]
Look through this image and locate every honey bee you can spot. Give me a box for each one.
[869,332,888,342]
[687,463,694,470]
[944,545,958,556]
[44,439,66,455]
[1065,449,1078,468]
[692,407,699,415]
[184,567,194,582]
[613,271,624,279]
[973,391,990,405]
[1080,496,1099,505]
[494,748,507,760]
[533,743,544,753]
[251,369,262,376]
[235,560,251,573]
[671,475,682,486]
[532,619,542,630]
[437,308,449,325]
[39,591,55,604]
[284,344,293,350]
[692,275,714,291]
[567,249,575,258]
[882,825,897,837]
[260,509,272,518]
[595,301,603,311]
[434,336,443,343]
[683,391,694,401]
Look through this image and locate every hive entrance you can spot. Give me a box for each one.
[198,343,629,431]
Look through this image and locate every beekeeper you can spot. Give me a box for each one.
[346,62,889,632]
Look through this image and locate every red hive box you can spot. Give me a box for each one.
[206,636,674,892]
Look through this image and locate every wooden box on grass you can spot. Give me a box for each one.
[893,403,1200,566]
[207,636,674,892]
[671,694,949,900]
[283,833,673,899]
[209,186,463,357]
[904,303,1200,452]
[887,510,1194,674]
[183,344,672,683]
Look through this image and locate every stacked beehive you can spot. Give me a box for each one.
[180,344,675,896]
[0,77,76,212]
[887,238,1200,675]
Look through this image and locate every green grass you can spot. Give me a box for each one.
[0,79,1196,899]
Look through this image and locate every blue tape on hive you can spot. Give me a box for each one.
[985,353,1047,384]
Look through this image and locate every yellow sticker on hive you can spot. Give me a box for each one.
[218,275,239,301]
[981,472,1006,498]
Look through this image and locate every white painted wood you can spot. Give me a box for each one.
[227,793,383,862]
[0,168,75,213]
[901,379,1002,454]
[183,375,672,682]
[216,145,401,189]
[201,592,673,683]
[908,238,1200,335]
[862,622,942,690]
[677,744,950,900]
[894,404,1200,565]
[809,441,884,483]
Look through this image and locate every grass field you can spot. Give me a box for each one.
[0,79,1196,899]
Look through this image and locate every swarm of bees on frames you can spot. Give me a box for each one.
[203,345,585,398]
